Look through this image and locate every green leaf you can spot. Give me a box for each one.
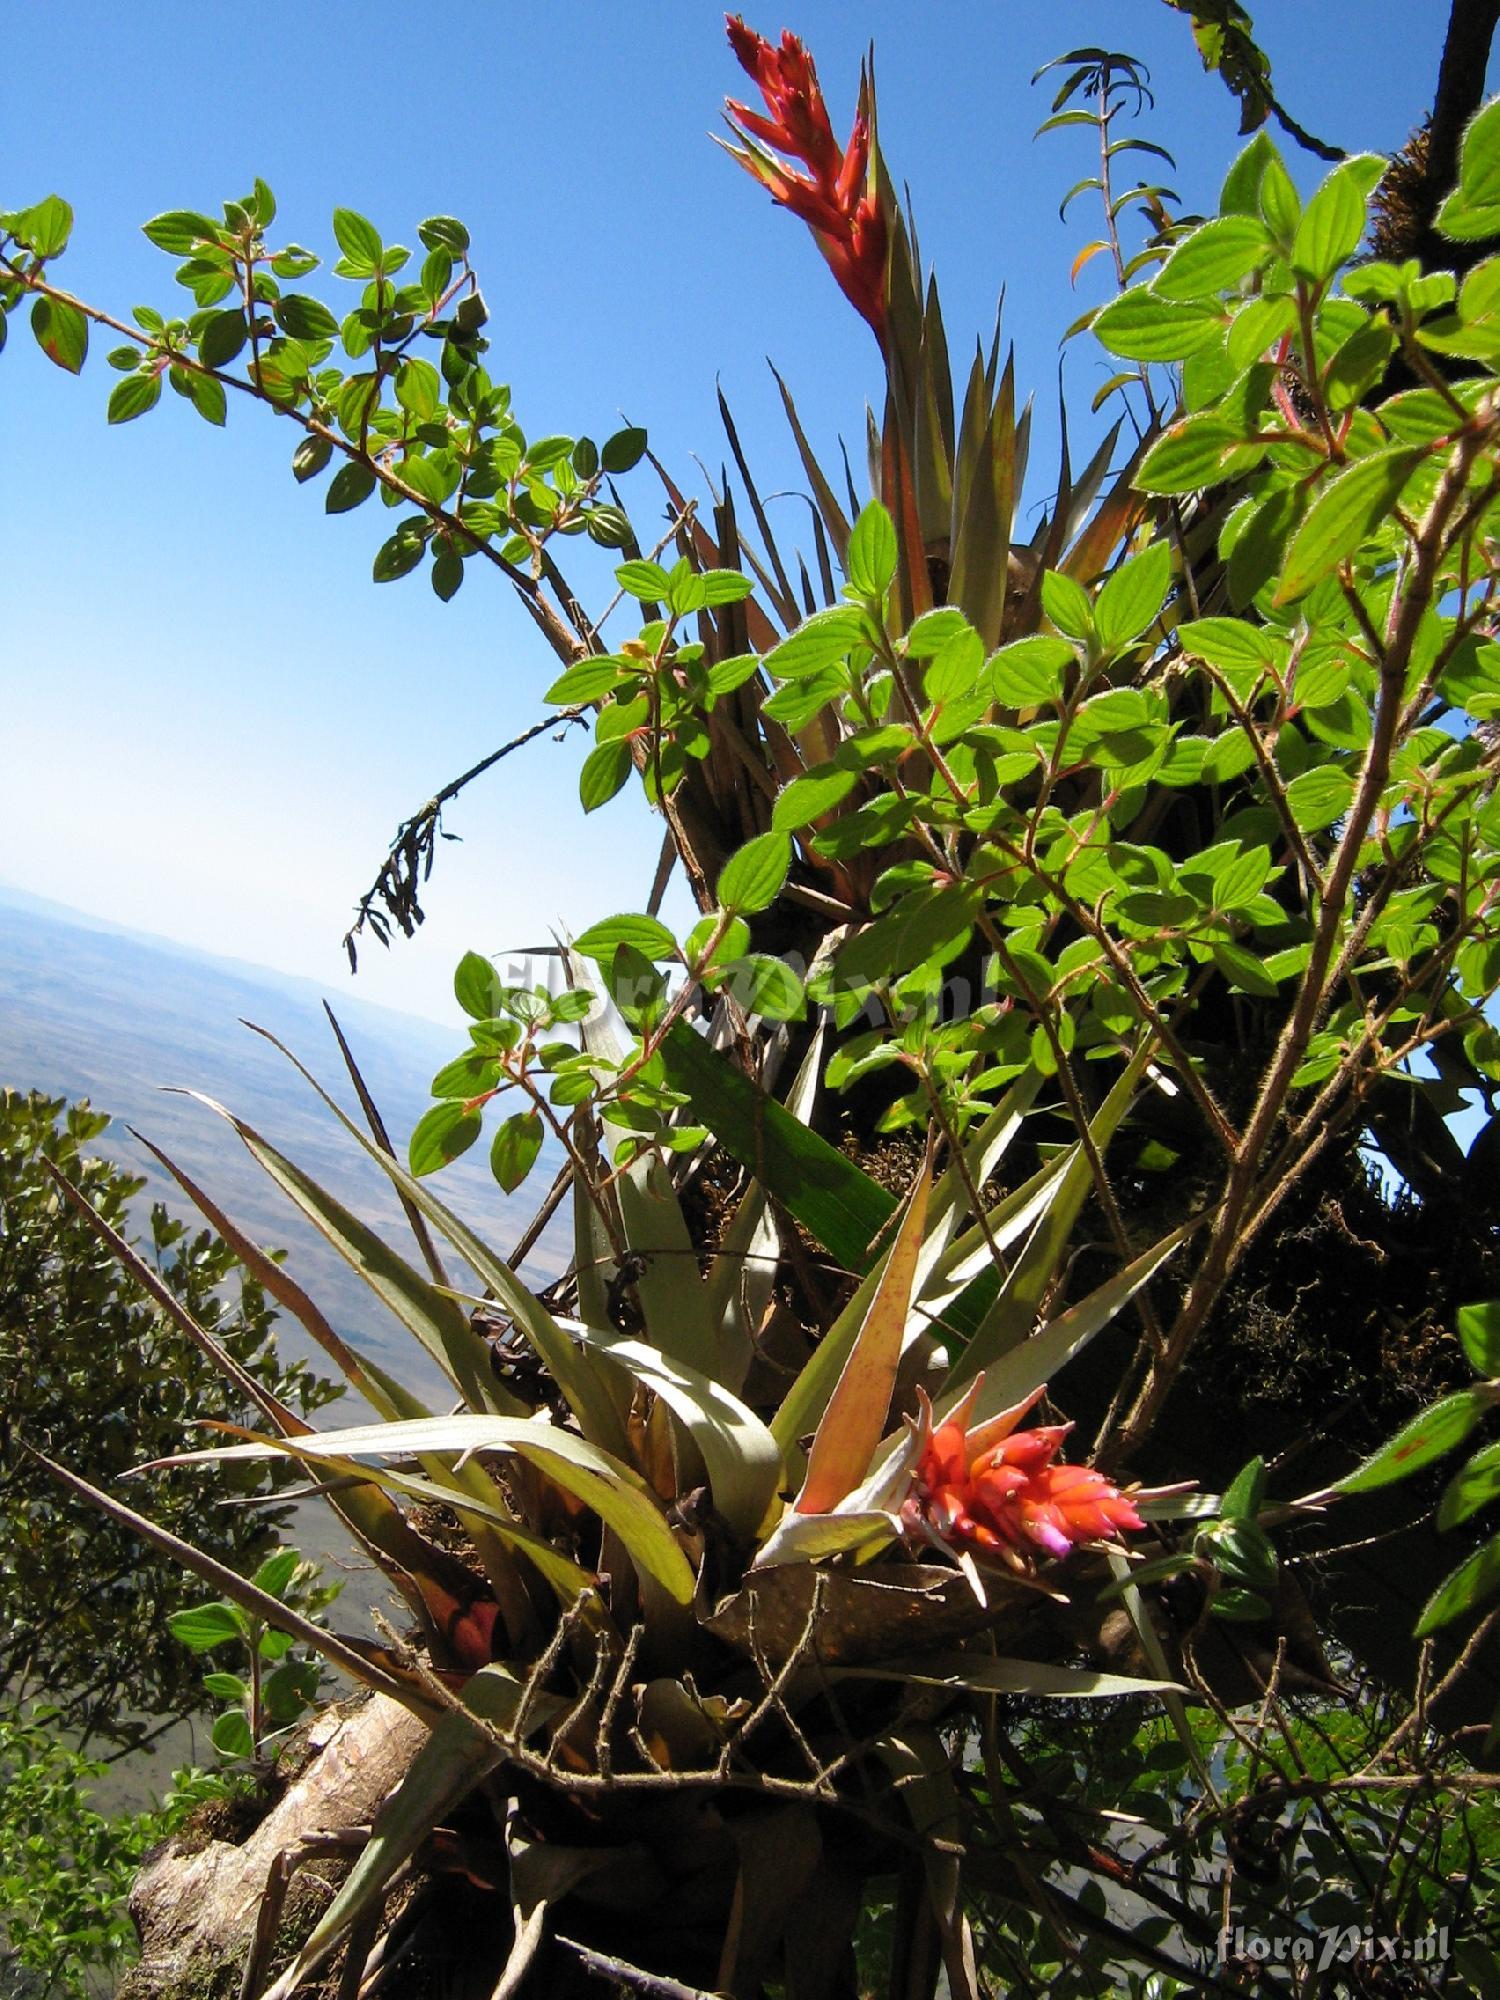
[1258,154,1301,244]
[168,1602,243,1652]
[1092,288,1223,361]
[1458,96,1500,209]
[1273,447,1422,603]
[573,913,678,961]
[717,953,805,1022]
[1176,617,1278,672]
[1415,1533,1500,1636]
[107,371,162,424]
[698,568,755,605]
[763,606,868,680]
[326,460,377,513]
[277,293,340,342]
[491,1111,542,1193]
[1220,1456,1267,1521]
[1291,155,1383,280]
[1211,941,1279,997]
[579,737,632,812]
[718,830,791,915]
[373,528,426,583]
[1442,186,1500,237]
[178,370,223,425]
[845,499,898,599]
[1438,1440,1500,1530]
[419,214,470,255]
[271,245,319,280]
[198,308,247,368]
[545,658,621,703]
[430,1053,501,1099]
[13,192,73,257]
[906,608,974,657]
[1137,415,1252,494]
[332,207,382,275]
[201,1671,249,1702]
[212,1709,255,1759]
[1152,215,1269,300]
[1220,132,1279,217]
[1213,1587,1272,1622]
[142,210,221,254]
[1335,1388,1493,1493]
[1459,1300,1500,1378]
[431,546,463,602]
[985,636,1073,708]
[606,942,665,1032]
[771,765,859,831]
[252,1546,302,1598]
[924,627,986,702]
[600,425,647,473]
[1040,570,1093,641]
[614,559,669,600]
[1285,764,1354,832]
[453,951,500,1019]
[1094,541,1173,652]
[408,1101,482,1177]
[30,296,87,373]
[658,1021,895,1272]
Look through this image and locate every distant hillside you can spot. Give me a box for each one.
[0,889,569,1406]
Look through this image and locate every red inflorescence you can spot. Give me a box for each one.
[904,1382,1144,1573]
[724,16,888,341]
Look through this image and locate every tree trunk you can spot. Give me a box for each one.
[118,1694,425,2000]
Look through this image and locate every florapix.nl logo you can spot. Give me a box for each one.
[1218,1924,1451,1973]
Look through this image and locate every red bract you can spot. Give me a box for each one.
[724,16,888,340]
[903,1380,1144,1574]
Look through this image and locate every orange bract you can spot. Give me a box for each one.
[724,15,888,340]
[903,1380,1144,1573]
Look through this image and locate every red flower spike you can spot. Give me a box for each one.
[723,16,888,341]
[902,1377,1144,1575]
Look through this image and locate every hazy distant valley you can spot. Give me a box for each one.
[0,888,569,1410]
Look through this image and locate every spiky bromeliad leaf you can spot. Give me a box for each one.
[563,1319,783,1540]
[616,1150,722,1378]
[242,1027,630,1458]
[176,1089,522,1422]
[31,1452,420,1713]
[657,1020,896,1271]
[181,1424,599,1605]
[839,1651,1183,1698]
[944,1044,1154,1389]
[161,1415,698,1605]
[794,1158,932,1516]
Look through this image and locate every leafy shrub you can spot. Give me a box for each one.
[0,1091,339,1750]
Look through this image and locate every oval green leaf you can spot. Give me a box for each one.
[718,830,791,915]
[1335,1387,1491,1494]
[1273,447,1422,604]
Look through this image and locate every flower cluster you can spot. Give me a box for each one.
[724,16,888,340]
[903,1381,1143,1573]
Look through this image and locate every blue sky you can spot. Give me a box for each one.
[3,1,1479,1025]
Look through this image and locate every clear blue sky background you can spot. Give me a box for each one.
[3,2,1483,1025]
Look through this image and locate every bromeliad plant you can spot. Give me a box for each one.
[9,11,1500,1997]
[49,1015,1187,1997]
